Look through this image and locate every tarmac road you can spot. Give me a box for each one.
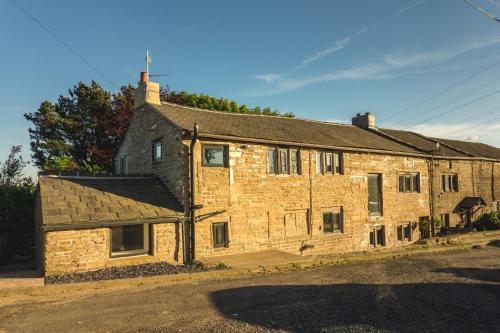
[1,242,499,333]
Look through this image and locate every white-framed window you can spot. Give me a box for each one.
[267,147,301,175]
[110,224,150,258]
[398,173,420,193]
[368,173,383,216]
[441,174,458,192]
[212,222,228,248]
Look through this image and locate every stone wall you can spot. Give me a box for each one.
[115,105,188,206]
[189,140,430,258]
[43,223,183,276]
[432,159,500,227]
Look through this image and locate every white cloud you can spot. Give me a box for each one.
[252,73,281,84]
[249,35,500,96]
[291,37,351,72]
[401,122,500,146]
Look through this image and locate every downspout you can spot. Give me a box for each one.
[429,152,435,219]
[189,123,199,261]
[308,149,313,236]
[491,161,496,202]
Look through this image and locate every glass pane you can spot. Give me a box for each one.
[398,175,404,192]
[290,150,298,174]
[334,153,341,174]
[404,225,411,240]
[332,212,341,231]
[112,225,144,252]
[368,174,381,214]
[397,226,403,241]
[268,149,277,173]
[155,143,162,160]
[325,153,333,174]
[213,223,227,247]
[316,152,322,174]
[413,174,419,192]
[279,149,289,174]
[323,213,333,233]
[442,175,446,192]
[446,175,451,192]
[203,147,225,166]
[404,175,412,193]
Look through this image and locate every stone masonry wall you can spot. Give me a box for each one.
[432,159,500,227]
[189,140,430,258]
[116,105,188,206]
[43,223,182,276]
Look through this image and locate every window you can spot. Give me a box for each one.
[316,152,323,175]
[316,151,343,175]
[279,149,289,174]
[440,213,450,227]
[397,223,412,242]
[325,153,333,174]
[119,156,127,175]
[441,174,458,192]
[212,222,228,248]
[290,149,300,174]
[368,173,382,215]
[268,147,301,175]
[268,148,277,174]
[369,225,385,247]
[398,173,420,193]
[334,152,343,174]
[152,140,162,161]
[322,211,343,234]
[110,224,150,258]
[202,145,228,167]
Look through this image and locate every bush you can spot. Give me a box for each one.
[0,184,36,264]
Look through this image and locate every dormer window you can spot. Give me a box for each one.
[152,139,162,161]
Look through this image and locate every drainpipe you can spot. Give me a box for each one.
[189,123,199,261]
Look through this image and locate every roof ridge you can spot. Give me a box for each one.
[413,134,478,157]
[367,128,430,153]
[158,102,356,128]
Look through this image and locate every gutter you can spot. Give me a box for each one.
[189,123,199,261]
[189,132,500,162]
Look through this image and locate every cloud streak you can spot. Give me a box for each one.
[248,35,500,96]
[251,0,430,88]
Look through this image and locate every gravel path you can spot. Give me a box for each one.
[1,244,499,333]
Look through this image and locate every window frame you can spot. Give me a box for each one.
[110,224,151,259]
[316,151,343,175]
[397,223,412,242]
[152,139,162,162]
[202,144,229,167]
[369,225,386,247]
[267,147,301,175]
[441,174,458,193]
[322,210,343,234]
[212,222,229,248]
[290,149,300,174]
[398,172,420,193]
[368,173,383,216]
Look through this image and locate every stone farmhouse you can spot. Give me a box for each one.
[35,74,500,276]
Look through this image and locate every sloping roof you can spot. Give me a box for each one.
[150,103,421,154]
[431,138,500,160]
[39,176,183,227]
[377,128,472,157]
[458,197,487,209]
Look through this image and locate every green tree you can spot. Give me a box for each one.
[0,146,33,187]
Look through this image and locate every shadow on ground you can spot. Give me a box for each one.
[211,283,500,332]
[434,267,500,283]
[487,240,500,248]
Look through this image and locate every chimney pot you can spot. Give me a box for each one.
[139,71,148,84]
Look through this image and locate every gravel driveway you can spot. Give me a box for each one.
[1,242,499,333]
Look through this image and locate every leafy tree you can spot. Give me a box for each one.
[0,146,33,187]
[26,81,293,173]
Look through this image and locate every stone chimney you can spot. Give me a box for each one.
[352,112,376,129]
[134,71,161,109]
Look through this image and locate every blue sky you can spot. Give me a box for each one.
[1,0,500,176]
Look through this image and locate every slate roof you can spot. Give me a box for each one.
[150,103,421,154]
[150,103,500,159]
[377,129,472,157]
[39,176,183,227]
[431,138,500,160]
[458,197,487,209]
